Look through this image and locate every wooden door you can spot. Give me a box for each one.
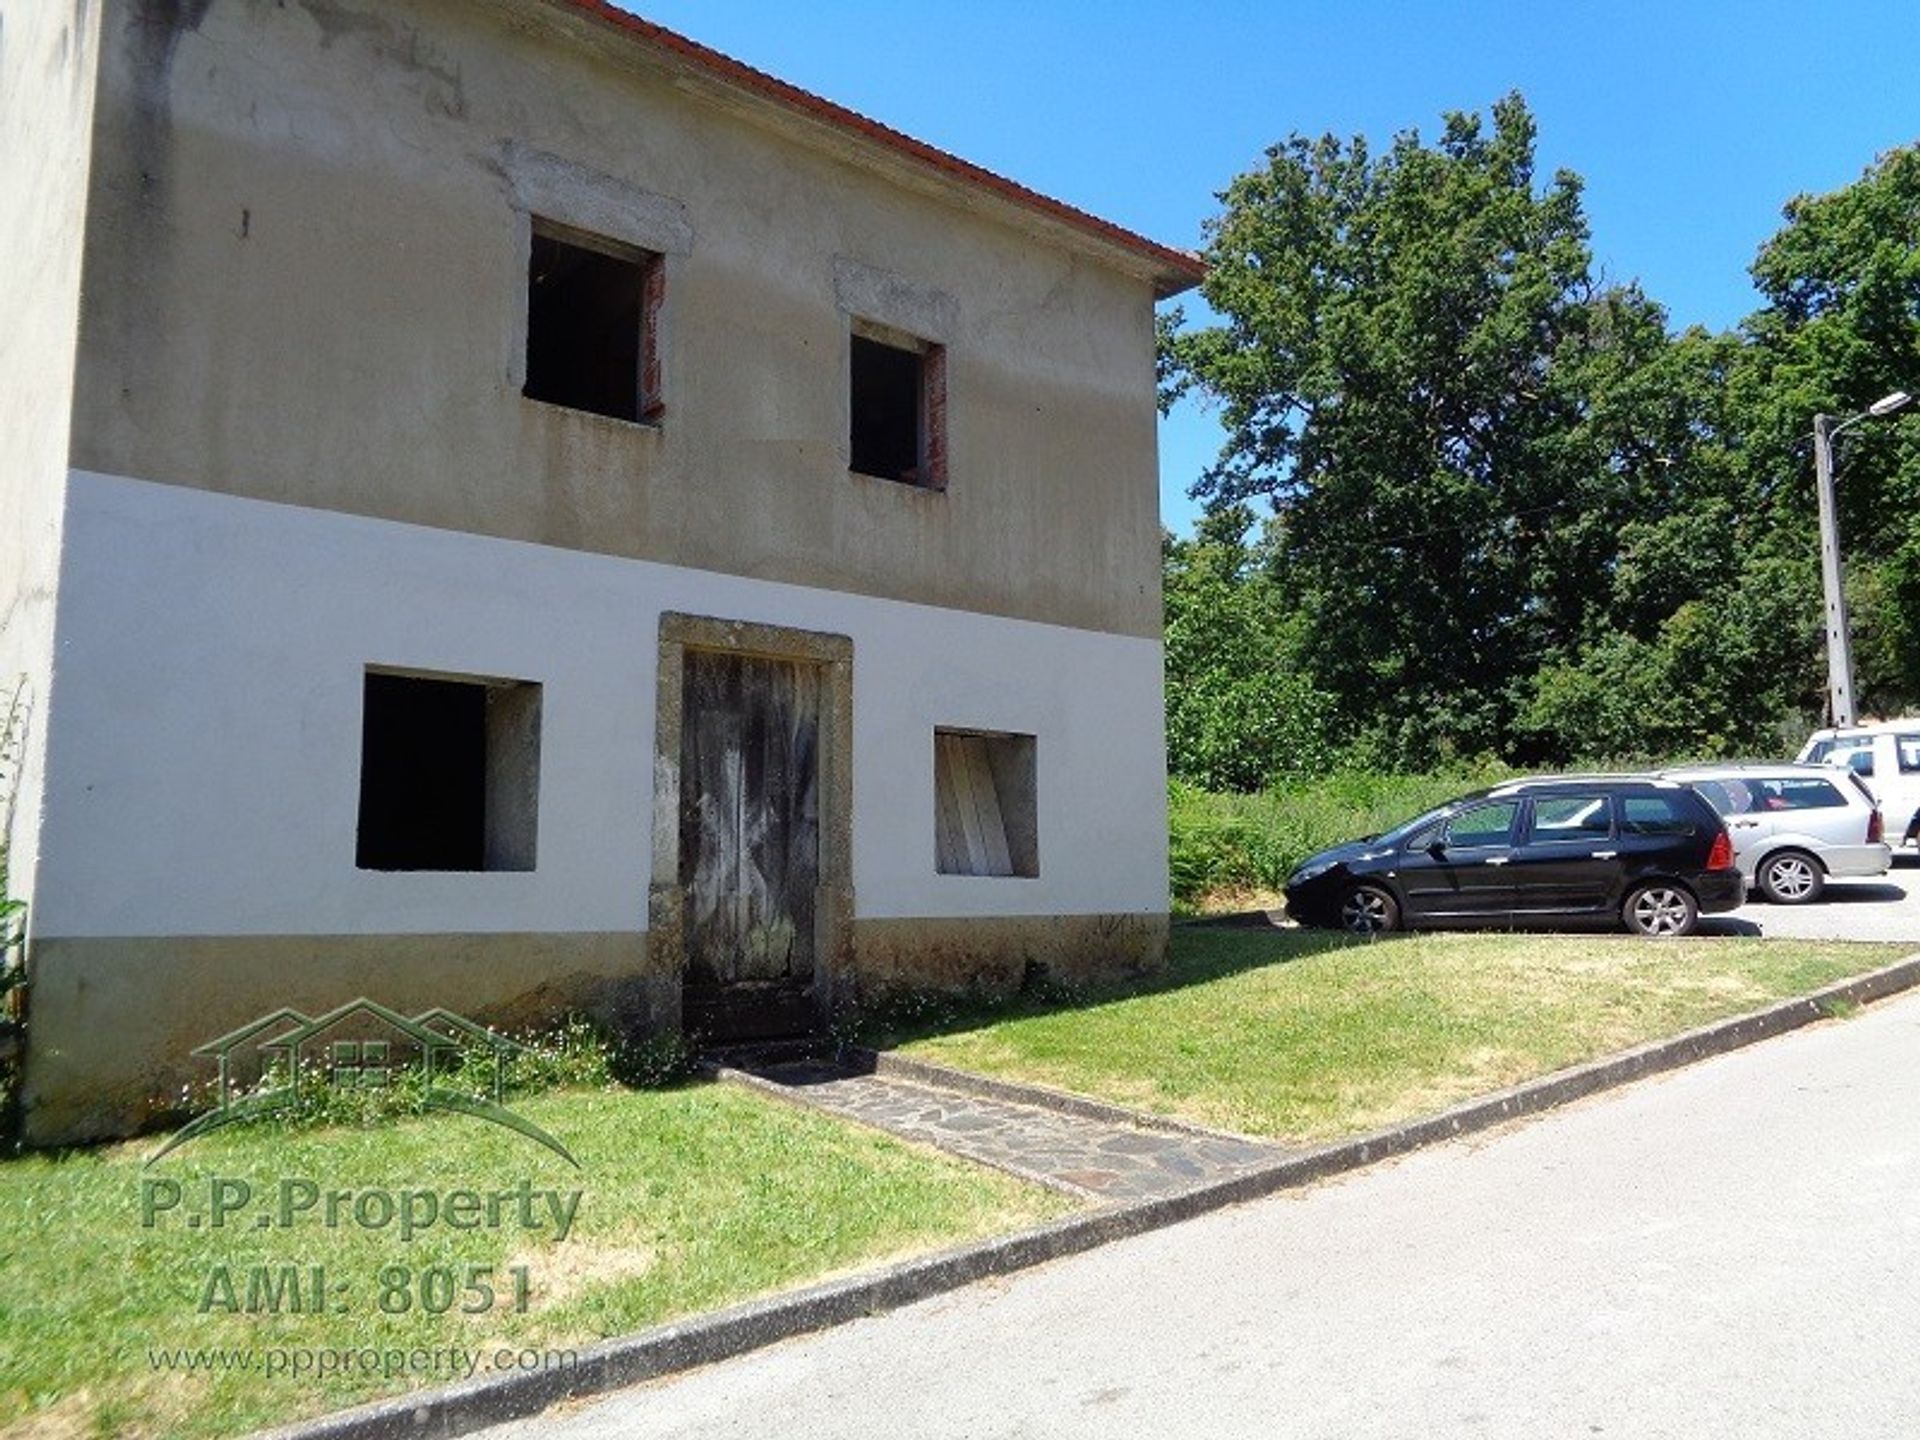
[679,650,821,1039]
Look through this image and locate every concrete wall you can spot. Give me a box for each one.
[22,470,1169,1141]
[0,0,102,916]
[68,0,1166,639]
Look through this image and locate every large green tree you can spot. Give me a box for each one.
[1735,144,1920,715]
[1162,507,1335,791]
[1163,95,1689,765]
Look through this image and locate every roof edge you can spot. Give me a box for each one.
[543,1,1205,298]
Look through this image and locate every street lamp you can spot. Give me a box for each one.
[1813,390,1912,727]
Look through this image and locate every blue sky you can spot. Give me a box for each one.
[624,1,1920,534]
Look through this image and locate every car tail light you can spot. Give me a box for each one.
[1869,808,1885,844]
[1707,828,1735,871]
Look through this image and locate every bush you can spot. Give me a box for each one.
[1169,763,1516,910]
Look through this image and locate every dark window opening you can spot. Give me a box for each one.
[524,221,660,423]
[356,671,541,872]
[852,331,944,486]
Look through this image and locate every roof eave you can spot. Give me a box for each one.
[533,0,1206,299]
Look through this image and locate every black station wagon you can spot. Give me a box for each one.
[1283,778,1743,937]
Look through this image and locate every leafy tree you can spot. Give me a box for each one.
[1162,508,1335,791]
[1735,144,1920,716]
[1163,107,1920,774]
[1163,95,1685,764]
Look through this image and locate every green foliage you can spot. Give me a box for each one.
[1163,507,1336,790]
[1162,97,1920,764]
[1738,144,1920,717]
[0,677,28,1147]
[1168,764,1512,908]
[169,1018,690,1139]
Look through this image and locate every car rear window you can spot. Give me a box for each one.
[1899,735,1920,774]
[1752,777,1847,810]
[1621,794,1700,836]
[1688,780,1752,817]
[1529,794,1613,843]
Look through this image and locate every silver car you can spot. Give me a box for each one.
[1660,764,1891,904]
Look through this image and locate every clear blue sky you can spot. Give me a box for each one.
[624,1,1920,534]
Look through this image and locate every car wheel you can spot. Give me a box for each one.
[1338,883,1400,936]
[1623,882,1699,937]
[1755,849,1824,905]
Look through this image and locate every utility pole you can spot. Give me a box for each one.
[1812,392,1912,730]
[1813,413,1857,728]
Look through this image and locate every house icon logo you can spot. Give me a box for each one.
[146,998,577,1167]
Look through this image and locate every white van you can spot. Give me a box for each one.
[1798,721,1920,846]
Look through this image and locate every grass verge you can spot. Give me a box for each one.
[883,927,1910,1144]
[0,1082,1069,1439]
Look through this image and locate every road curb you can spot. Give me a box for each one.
[259,949,1920,1440]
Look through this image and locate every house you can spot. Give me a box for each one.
[0,0,1202,1144]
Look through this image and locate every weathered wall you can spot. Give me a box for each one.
[0,0,101,916]
[68,0,1166,639]
[22,470,1170,1141]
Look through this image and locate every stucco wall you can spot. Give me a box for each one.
[69,0,1166,639]
[36,471,1168,940]
[0,0,101,915]
[22,469,1169,1141]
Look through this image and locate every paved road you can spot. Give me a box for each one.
[1711,849,1920,942]
[494,988,1920,1440]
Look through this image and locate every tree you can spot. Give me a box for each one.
[1735,144,1920,716]
[1162,94,1683,764]
[1162,508,1335,791]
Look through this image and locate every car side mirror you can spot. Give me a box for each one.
[1426,842,1447,859]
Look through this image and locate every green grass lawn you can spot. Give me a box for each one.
[0,1082,1069,1439]
[884,927,1911,1144]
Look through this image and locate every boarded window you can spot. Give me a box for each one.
[356,671,541,872]
[934,730,1037,877]
[524,218,663,423]
[851,324,946,488]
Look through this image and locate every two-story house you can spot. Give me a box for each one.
[0,0,1201,1144]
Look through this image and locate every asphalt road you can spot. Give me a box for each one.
[493,986,1920,1440]
[1710,849,1920,942]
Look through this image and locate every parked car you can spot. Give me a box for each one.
[1798,721,1920,847]
[1659,763,1889,904]
[1283,776,1742,938]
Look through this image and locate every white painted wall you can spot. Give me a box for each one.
[0,0,102,914]
[33,471,1168,938]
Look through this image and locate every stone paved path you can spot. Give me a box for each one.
[724,1056,1283,1204]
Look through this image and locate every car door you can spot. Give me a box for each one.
[1692,776,1770,868]
[1403,799,1521,922]
[1886,734,1920,840]
[1508,792,1622,915]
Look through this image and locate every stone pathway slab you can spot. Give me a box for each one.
[720,1055,1283,1204]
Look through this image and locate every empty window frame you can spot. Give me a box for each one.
[850,321,946,488]
[524,218,663,423]
[934,729,1036,877]
[356,670,542,872]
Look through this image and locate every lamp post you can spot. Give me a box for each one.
[1813,390,1912,727]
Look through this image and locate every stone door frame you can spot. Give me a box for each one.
[648,612,854,1033]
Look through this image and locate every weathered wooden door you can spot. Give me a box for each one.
[679,650,821,1040]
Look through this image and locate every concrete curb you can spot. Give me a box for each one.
[259,950,1920,1440]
